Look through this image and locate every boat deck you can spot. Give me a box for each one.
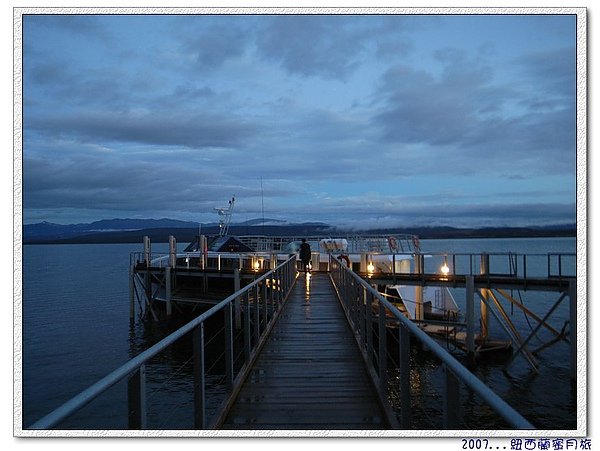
[220,272,390,430]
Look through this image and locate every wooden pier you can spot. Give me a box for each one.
[219,273,393,429]
[31,252,548,431]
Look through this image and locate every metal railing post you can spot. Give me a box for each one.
[378,301,387,394]
[360,286,367,347]
[127,364,147,429]
[262,281,268,331]
[244,292,251,361]
[366,291,373,359]
[193,323,206,429]
[224,303,234,389]
[254,283,260,344]
[234,268,241,330]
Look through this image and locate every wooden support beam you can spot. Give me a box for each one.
[496,288,564,338]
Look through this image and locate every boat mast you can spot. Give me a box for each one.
[215,196,235,236]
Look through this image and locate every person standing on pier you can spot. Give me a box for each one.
[299,238,312,273]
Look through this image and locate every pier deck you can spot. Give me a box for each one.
[221,272,390,430]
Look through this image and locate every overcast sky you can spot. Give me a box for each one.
[21,12,579,229]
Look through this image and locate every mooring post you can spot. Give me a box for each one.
[165,266,172,317]
[200,234,208,292]
[466,275,475,365]
[569,279,577,383]
[200,234,207,270]
[143,236,151,267]
[234,268,242,330]
[169,235,176,268]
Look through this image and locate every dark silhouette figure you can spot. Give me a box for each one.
[299,238,312,273]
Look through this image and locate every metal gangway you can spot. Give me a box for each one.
[28,255,536,432]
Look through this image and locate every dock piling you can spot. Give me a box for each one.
[165,266,172,317]
[480,253,490,340]
[143,236,151,267]
[129,264,135,320]
[414,253,424,321]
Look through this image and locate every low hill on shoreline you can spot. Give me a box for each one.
[23,219,576,244]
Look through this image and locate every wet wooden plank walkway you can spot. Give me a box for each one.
[221,272,390,430]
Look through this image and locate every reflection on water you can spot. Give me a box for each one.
[385,336,576,429]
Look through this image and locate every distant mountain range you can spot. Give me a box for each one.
[22,218,577,244]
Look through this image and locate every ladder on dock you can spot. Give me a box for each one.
[220,273,390,429]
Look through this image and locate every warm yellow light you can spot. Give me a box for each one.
[367,262,375,273]
[254,260,260,270]
[441,259,450,275]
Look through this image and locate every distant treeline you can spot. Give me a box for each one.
[23,223,576,245]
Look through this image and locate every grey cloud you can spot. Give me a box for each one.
[256,16,367,79]
[372,49,576,175]
[29,111,257,150]
[23,138,303,222]
[25,15,106,37]
[178,20,250,69]
[515,47,576,96]
[292,198,576,229]
[373,55,508,146]
[254,15,415,79]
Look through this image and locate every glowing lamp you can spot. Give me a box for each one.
[440,256,450,275]
[367,262,375,273]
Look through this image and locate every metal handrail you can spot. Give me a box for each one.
[361,251,576,280]
[329,257,535,429]
[29,256,298,430]
[130,250,282,268]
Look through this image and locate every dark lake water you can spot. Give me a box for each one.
[20,237,579,431]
